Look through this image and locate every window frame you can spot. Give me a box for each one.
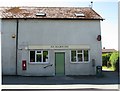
[70,49,90,63]
[29,50,49,64]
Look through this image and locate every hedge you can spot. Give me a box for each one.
[109,52,119,71]
[102,53,111,67]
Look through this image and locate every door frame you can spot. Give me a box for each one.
[55,51,65,76]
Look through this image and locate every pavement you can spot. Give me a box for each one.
[1,89,119,91]
[2,71,119,90]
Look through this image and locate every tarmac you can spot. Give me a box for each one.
[2,71,120,90]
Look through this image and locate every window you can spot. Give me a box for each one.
[84,50,89,62]
[71,50,89,63]
[43,51,48,62]
[30,50,49,63]
[71,51,76,62]
[30,51,35,62]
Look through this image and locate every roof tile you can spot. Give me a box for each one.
[0,7,103,20]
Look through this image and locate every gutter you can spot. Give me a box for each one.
[2,18,104,21]
[16,19,19,75]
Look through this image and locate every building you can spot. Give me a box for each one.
[102,47,117,54]
[1,7,103,76]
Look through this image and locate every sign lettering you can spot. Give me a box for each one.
[51,45,69,49]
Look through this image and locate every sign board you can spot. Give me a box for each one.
[28,45,90,50]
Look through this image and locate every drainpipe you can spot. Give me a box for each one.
[16,19,19,75]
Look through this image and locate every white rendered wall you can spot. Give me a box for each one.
[17,19,102,75]
[2,19,102,75]
[1,20,17,75]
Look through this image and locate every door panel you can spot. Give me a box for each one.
[55,52,65,76]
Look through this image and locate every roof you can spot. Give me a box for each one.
[102,49,117,53]
[0,7,103,20]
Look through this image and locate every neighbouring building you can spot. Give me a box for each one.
[1,7,103,76]
[102,47,117,54]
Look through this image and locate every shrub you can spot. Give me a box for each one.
[102,53,111,67]
[109,52,119,71]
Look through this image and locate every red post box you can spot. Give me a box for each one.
[22,60,26,70]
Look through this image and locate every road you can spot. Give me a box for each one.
[2,71,119,90]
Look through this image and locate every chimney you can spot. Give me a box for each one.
[90,1,93,8]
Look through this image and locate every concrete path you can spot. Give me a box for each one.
[1,84,119,89]
[1,89,119,91]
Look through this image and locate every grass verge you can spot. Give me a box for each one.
[102,66,115,71]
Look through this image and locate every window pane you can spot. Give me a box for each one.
[77,50,82,53]
[37,51,41,53]
[43,51,48,62]
[30,51,35,62]
[84,50,89,61]
[36,54,42,62]
[78,54,82,62]
[71,51,76,62]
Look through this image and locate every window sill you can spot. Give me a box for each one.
[70,61,90,64]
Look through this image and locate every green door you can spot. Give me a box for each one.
[55,52,65,76]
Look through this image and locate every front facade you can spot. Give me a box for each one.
[1,7,103,76]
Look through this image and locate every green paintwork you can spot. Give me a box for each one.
[55,52,65,76]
